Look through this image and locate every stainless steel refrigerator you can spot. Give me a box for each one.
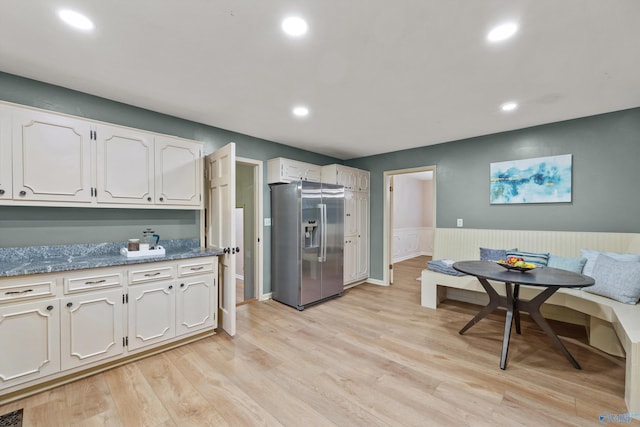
[270,181,344,310]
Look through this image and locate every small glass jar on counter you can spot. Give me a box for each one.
[128,239,140,251]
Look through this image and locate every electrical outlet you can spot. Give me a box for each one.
[457,218,463,227]
[264,218,271,226]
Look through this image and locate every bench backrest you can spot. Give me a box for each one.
[433,228,640,261]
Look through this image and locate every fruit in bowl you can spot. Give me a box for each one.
[497,256,536,270]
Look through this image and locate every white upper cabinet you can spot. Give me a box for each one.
[0,106,11,200]
[357,170,370,193]
[1,102,203,209]
[96,125,155,205]
[155,136,202,206]
[12,109,93,203]
[321,164,358,190]
[267,157,322,184]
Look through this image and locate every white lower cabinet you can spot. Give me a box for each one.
[60,289,124,370]
[0,299,60,390]
[176,273,217,336]
[0,256,217,395]
[128,280,176,351]
[128,260,218,349]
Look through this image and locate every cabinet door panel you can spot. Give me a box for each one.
[337,167,357,190]
[357,171,370,193]
[0,300,60,390]
[177,260,215,277]
[129,264,175,285]
[283,162,303,181]
[176,274,216,336]
[344,191,357,236]
[61,289,124,370]
[12,110,92,202]
[304,164,322,182]
[155,136,201,206]
[356,193,370,279]
[96,125,154,204]
[0,275,56,304]
[0,107,11,200]
[343,238,358,284]
[128,281,175,350]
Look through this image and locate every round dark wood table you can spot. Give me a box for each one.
[452,260,594,370]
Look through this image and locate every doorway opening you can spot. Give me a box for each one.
[235,157,264,305]
[383,166,436,285]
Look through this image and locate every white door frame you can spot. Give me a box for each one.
[236,156,264,301]
[382,165,437,285]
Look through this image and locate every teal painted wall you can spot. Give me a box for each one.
[346,108,640,281]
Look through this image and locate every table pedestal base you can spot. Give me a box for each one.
[459,277,581,370]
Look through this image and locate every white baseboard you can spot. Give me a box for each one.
[365,278,388,286]
[393,253,421,263]
[259,292,272,301]
[392,251,433,263]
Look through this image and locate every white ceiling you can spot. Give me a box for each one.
[1,1,639,160]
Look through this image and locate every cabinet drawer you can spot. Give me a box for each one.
[177,259,215,277]
[129,265,175,285]
[0,276,57,303]
[64,270,122,294]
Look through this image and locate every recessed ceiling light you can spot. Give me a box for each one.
[501,102,518,112]
[487,22,518,42]
[58,9,94,31]
[282,16,308,37]
[292,106,309,117]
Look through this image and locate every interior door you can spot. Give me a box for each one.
[388,175,394,284]
[206,143,236,336]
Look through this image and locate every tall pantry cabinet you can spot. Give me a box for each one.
[321,164,369,286]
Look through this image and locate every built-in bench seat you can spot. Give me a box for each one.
[420,228,640,416]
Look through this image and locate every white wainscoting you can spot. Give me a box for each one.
[392,227,433,263]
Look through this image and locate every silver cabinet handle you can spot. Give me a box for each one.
[85,279,106,285]
[190,266,204,271]
[144,272,162,277]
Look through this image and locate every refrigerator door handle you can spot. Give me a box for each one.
[317,203,324,262]
[321,203,328,262]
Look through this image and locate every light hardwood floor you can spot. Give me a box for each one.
[1,256,637,426]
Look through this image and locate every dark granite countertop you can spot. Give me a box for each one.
[0,239,224,278]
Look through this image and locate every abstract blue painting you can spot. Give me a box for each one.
[490,154,572,204]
